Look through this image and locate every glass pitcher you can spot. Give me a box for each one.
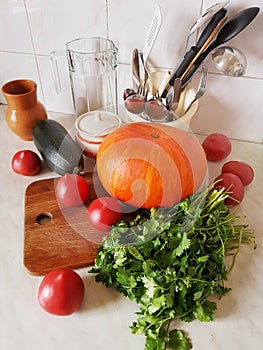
[50,37,118,117]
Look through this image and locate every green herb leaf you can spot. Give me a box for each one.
[90,184,256,349]
[174,232,191,256]
[167,329,192,350]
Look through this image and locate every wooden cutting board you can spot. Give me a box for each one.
[24,172,109,276]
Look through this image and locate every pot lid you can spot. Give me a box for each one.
[75,111,121,136]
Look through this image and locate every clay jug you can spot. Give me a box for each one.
[1,79,48,141]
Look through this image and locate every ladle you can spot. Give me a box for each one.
[212,46,247,77]
[182,6,260,85]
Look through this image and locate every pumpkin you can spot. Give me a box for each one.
[96,122,207,209]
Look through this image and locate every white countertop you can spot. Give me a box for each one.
[0,104,262,350]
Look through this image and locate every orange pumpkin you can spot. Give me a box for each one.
[96,122,207,209]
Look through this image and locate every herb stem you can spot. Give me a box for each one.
[91,186,256,350]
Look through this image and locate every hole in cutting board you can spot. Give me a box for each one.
[36,212,53,225]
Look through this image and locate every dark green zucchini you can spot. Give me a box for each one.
[32,119,84,176]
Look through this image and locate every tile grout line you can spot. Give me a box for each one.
[23,0,46,105]
[194,132,263,145]
[106,0,109,40]
[0,50,49,58]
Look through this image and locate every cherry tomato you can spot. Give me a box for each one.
[56,173,89,207]
[202,133,231,162]
[38,268,85,316]
[222,160,254,186]
[87,197,122,232]
[11,150,41,176]
[214,172,245,206]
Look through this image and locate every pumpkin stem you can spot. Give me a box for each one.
[151,133,159,139]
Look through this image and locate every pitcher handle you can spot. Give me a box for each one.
[49,50,65,94]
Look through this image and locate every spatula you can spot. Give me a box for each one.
[185,1,230,50]
[138,5,162,96]
[142,5,162,63]
[182,6,260,85]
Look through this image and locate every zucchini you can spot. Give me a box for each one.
[32,119,84,176]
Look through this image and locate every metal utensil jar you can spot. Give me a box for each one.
[50,37,118,117]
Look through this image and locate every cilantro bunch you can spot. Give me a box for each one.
[90,185,256,350]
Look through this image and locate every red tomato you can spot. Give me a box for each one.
[87,197,122,232]
[11,150,41,176]
[37,268,85,316]
[202,133,231,162]
[222,160,254,186]
[214,172,245,206]
[56,173,89,207]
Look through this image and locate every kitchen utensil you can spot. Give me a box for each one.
[148,70,170,97]
[132,48,140,92]
[125,93,172,122]
[50,37,118,117]
[127,83,199,129]
[167,78,182,111]
[185,1,229,50]
[143,5,162,63]
[201,7,260,58]
[184,67,208,114]
[161,8,227,98]
[167,47,199,87]
[124,93,146,115]
[195,8,227,50]
[180,16,227,81]
[167,9,227,87]
[156,70,171,97]
[182,7,260,85]
[138,51,149,96]
[212,45,247,77]
[140,5,162,96]
[24,172,106,275]
[144,99,172,122]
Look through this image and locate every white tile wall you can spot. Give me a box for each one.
[108,0,202,68]
[191,73,263,143]
[26,0,107,55]
[0,0,262,143]
[0,0,33,53]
